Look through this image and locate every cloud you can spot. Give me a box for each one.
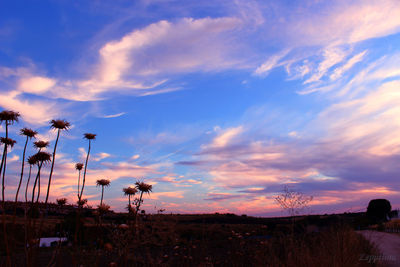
[101,112,126,118]
[253,49,290,76]
[93,152,111,161]
[0,90,62,125]
[303,46,348,84]
[150,191,185,200]
[330,50,367,81]
[81,17,244,97]
[130,154,140,160]
[283,0,400,46]
[17,76,57,94]
[206,126,244,148]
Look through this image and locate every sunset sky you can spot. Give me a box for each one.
[1,0,400,216]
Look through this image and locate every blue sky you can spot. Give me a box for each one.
[1,0,400,216]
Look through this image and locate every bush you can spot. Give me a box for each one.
[367,199,391,223]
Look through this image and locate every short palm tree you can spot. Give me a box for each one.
[31,141,49,203]
[123,186,138,213]
[96,179,110,206]
[25,156,38,203]
[15,128,37,203]
[30,152,51,204]
[79,133,96,201]
[75,163,84,200]
[45,119,70,206]
[134,181,152,213]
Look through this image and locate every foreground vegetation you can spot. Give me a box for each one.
[0,207,384,266]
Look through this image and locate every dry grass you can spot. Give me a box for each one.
[0,211,383,266]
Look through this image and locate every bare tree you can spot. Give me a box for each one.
[275,185,313,232]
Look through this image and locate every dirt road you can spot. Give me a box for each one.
[358,230,400,267]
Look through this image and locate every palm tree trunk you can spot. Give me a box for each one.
[77,170,81,201]
[11,136,29,237]
[1,145,8,205]
[1,122,11,267]
[79,140,91,200]
[15,136,28,203]
[100,186,104,206]
[23,165,32,267]
[1,122,9,205]
[45,129,60,206]
[25,165,32,204]
[136,191,144,214]
[31,163,42,204]
[36,172,41,203]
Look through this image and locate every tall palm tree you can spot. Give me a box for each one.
[0,110,19,267]
[123,186,137,213]
[0,110,20,203]
[79,133,96,201]
[75,163,83,201]
[15,128,37,203]
[45,119,70,206]
[0,137,16,202]
[96,179,110,206]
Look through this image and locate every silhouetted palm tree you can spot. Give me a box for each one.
[15,128,37,203]
[0,110,19,267]
[123,186,137,213]
[75,163,83,201]
[135,181,152,213]
[30,152,51,204]
[25,156,38,203]
[0,110,20,203]
[33,140,49,151]
[31,141,49,203]
[79,133,96,201]
[96,179,110,206]
[45,119,70,206]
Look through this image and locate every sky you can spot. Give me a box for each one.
[1,0,400,216]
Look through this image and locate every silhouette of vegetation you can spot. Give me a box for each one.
[367,199,391,223]
[96,179,110,206]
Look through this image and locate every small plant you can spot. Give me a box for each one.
[275,185,313,232]
[75,163,84,200]
[123,186,138,213]
[275,185,313,217]
[134,181,153,214]
[98,203,110,214]
[96,179,111,206]
[57,198,68,206]
[77,198,88,207]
